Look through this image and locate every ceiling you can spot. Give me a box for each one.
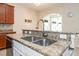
[17,3,79,12]
[17,3,57,12]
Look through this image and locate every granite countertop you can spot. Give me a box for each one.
[6,33,71,56]
[23,29,78,34]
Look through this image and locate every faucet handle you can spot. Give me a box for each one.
[42,32,48,37]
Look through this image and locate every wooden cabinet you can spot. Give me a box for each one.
[5,5,14,24]
[0,3,14,24]
[0,35,6,49]
[0,4,5,23]
[0,34,12,50]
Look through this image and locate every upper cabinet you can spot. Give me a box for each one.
[0,4,5,23]
[5,4,14,24]
[0,3,14,24]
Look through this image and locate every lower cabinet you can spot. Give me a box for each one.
[13,47,24,56]
[60,34,75,49]
[12,40,73,56]
[70,34,75,48]
[12,40,43,56]
[0,34,12,50]
[62,47,74,56]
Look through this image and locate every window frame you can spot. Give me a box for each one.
[43,13,62,32]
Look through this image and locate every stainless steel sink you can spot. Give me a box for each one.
[21,36,57,46]
[33,39,57,46]
[21,36,41,42]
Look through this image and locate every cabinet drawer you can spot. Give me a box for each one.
[22,45,43,56]
[12,40,23,52]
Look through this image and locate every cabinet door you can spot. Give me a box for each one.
[5,5,14,24]
[0,35,6,49]
[6,36,12,48]
[12,40,23,52]
[0,4,5,23]
[0,34,12,50]
[13,47,23,56]
[12,40,43,56]
[70,34,75,48]
[22,45,43,56]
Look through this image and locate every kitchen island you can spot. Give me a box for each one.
[6,33,72,56]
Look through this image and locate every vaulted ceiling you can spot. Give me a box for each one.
[17,3,79,12]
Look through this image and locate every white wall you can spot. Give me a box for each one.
[39,4,79,32]
[8,4,39,34]
[38,4,79,47]
[8,3,79,47]
[9,4,79,33]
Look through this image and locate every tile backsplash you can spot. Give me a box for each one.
[22,30,72,41]
[0,24,13,30]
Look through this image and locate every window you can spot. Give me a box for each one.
[43,13,62,32]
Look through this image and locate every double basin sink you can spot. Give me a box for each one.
[21,36,57,46]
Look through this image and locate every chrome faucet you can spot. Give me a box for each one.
[36,19,48,37]
[36,19,44,31]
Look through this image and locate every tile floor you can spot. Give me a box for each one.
[0,49,6,56]
[0,48,12,56]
